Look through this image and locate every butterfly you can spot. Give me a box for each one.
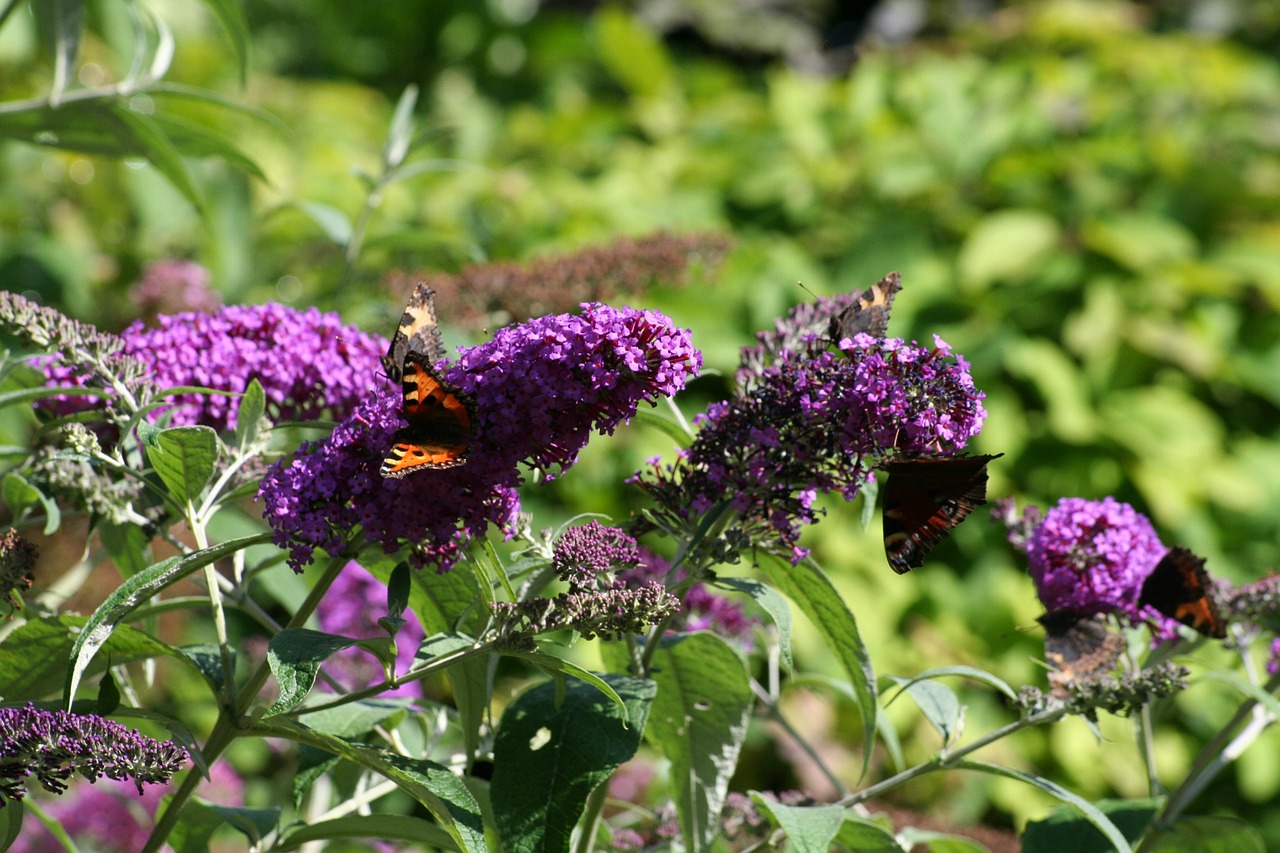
[1138,546,1227,639]
[379,285,477,477]
[881,454,1002,574]
[828,271,902,343]
[1038,611,1124,698]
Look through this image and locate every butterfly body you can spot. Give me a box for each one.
[881,454,1001,574]
[380,287,477,477]
[1138,546,1226,639]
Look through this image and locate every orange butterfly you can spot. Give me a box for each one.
[379,285,477,477]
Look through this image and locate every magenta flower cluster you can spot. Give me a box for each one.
[552,521,643,588]
[128,259,221,317]
[0,704,188,803]
[1026,497,1167,621]
[635,335,985,561]
[258,304,700,571]
[42,303,387,432]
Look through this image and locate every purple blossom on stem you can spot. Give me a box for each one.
[634,336,985,562]
[40,303,387,432]
[314,561,426,696]
[129,259,221,319]
[553,521,642,588]
[258,304,700,571]
[1025,497,1167,620]
[0,705,188,804]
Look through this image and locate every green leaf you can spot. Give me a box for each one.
[1197,670,1280,720]
[0,799,23,848]
[383,84,419,169]
[256,717,488,853]
[957,209,1060,288]
[207,804,282,843]
[95,667,121,714]
[196,0,250,84]
[265,628,362,716]
[833,814,904,851]
[898,827,990,852]
[592,7,673,98]
[1142,816,1265,853]
[1,472,60,534]
[232,378,266,451]
[178,643,231,692]
[277,814,457,851]
[63,532,270,703]
[416,632,487,760]
[1082,213,1197,272]
[959,762,1132,853]
[148,425,218,507]
[894,666,1018,701]
[32,0,84,104]
[294,200,354,246]
[758,555,877,778]
[168,798,228,853]
[1021,798,1157,853]
[753,798,846,853]
[98,520,152,577]
[106,103,209,218]
[387,561,411,620]
[714,576,794,670]
[505,650,629,721]
[491,673,656,853]
[886,675,962,746]
[648,633,753,852]
[0,615,178,701]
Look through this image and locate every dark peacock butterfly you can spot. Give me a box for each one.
[1038,610,1124,698]
[829,271,902,343]
[881,454,1002,574]
[1138,546,1227,639]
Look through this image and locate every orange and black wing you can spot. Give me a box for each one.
[1138,547,1227,639]
[882,454,1001,574]
[1039,611,1124,698]
[380,351,477,477]
[382,283,447,383]
[829,272,902,343]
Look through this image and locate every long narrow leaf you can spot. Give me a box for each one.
[63,533,271,705]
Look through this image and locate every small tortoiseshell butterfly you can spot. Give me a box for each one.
[881,454,1002,574]
[379,285,477,478]
[829,271,902,343]
[1138,546,1227,639]
[1039,611,1124,698]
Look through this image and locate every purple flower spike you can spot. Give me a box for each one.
[0,705,188,804]
[40,303,387,432]
[259,304,699,571]
[1027,497,1167,619]
[635,338,985,562]
[553,522,642,588]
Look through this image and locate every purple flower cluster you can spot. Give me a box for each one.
[635,336,985,561]
[0,704,188,803]
[258,304,700,571]
[10,760,242,853]
[493,525,679,642]
[41,303,387,432]
[552,521,642,588]
[1026,497,1167,619]
[313,561,426,696]
[128,259,221,318]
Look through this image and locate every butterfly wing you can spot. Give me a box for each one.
[829,271,902,343]
[1039,611,1123,698]
[380,351,477,477]
[881,454,1001,574]
[1138,546,1226,638]
[382,284,447,383]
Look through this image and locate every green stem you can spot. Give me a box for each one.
[141,554,349,853]
[751,678,849,798]
[574,779,611,853]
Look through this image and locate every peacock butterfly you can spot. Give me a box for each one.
[1138,546,1227,639]
[881,454,1002,574]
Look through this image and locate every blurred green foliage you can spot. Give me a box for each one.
[4,0,1280,843]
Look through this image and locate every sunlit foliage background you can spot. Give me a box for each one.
[3,0,1280,844]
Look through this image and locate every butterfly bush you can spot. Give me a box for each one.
[634,333,986,562]
[314,561,426,696]
[0,705,188,803]
[258,304,701,571]
[40,303,387,431]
